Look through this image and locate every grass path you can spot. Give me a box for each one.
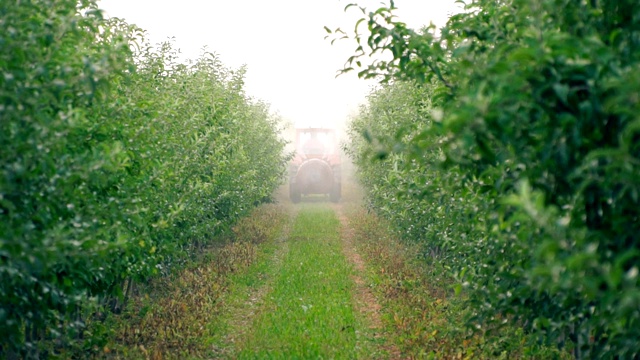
[232,203,368,359]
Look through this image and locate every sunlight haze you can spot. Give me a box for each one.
[97,1,459,128]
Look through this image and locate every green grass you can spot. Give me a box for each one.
[205,222,289,358]
[236,204,360,359]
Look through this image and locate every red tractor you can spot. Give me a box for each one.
[289,128,341,203]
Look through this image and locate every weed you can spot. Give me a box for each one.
[347,208,569,359]
[77,204,287,359]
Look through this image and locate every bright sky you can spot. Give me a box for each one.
[97,0,460,129]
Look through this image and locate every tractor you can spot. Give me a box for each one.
[288,128,341,203]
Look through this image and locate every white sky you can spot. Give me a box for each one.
[97,0,460,129]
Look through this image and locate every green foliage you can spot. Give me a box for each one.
[348,208,568,359]
[0,0,288,356]
[344,0,640,358]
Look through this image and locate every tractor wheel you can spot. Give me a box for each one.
[290,183,301,203]
[330,182,341,203]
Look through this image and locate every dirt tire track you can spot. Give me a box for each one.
[333,204,402,359]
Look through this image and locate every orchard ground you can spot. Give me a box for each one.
[78,180,564,359]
